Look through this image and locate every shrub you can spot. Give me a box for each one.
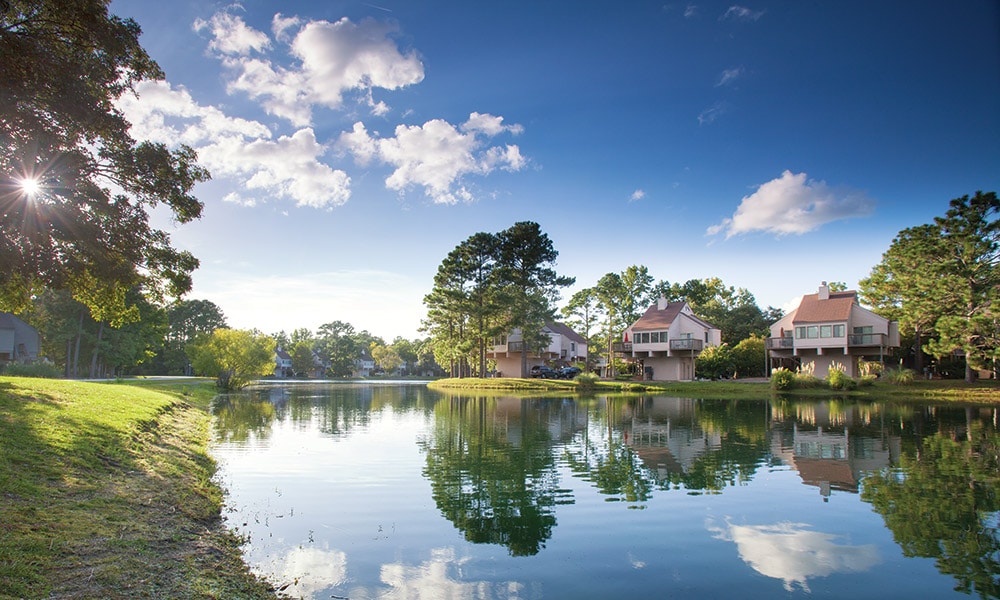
[771,368,795,391]
[858,374,877,387]
[575,372,599,392]
[0,362,63,378]
[884,367,916,385]
[826,367,857,391]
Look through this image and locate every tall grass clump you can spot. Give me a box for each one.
[574,371,599,392]
[0,362,63,378]
[793,361,823,388]
[825,363,857,391]
[771,368,795,391]
[884,367,916,385]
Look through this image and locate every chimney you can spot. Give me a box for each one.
[658,295,667,310]
[818,281,830,301]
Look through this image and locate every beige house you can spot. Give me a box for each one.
[617,298,722,381]
[766,282,899,378]
[0,312,41,364]
[487,322,588,377]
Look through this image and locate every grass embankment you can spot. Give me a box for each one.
[428,376,1000,403]
[0,377,277,600]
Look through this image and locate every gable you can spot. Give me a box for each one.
[792,291,857,324]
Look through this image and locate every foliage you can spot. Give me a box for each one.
[186,329,275,390]
[0,0,209,316]
[0,361,62,378]
[883,367,916,385]
[696,343,732,380]
[825,365,857,391]
[770,367,795,391]
[655,277,779,345]
[862,191,1000,382]
[574,371,599,391]
[154,299,227,375]
[290,341,317,376]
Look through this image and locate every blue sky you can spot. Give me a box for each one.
[110,0,1000,341]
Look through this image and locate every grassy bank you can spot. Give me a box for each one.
[428,376,1000,403]
[0,377,277,600]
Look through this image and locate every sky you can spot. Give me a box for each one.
[108,0,1000,342]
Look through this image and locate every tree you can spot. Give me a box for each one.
[656,277,774,345]
[290,341,316,376]
[371,343,402,374]
[187,329,274,390]
[0,0,209,315]
[861,191,1000,382]
[495,222,575,377]
[158,299,227,374]
[316,320,359,377]
[560,287,601,369]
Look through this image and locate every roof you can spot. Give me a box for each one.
[792,291,858,324]
[630,302,685,331]
[545,321,588,344]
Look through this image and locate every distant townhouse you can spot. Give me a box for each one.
[274,347,293,378]
[766,282,899,378]
[0,313,41,364]
[616,298,721,381]
[353,349,376,377]
[487,322,588,377]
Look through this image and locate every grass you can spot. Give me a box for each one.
[0,377,277,600]
[429,376,1000,403]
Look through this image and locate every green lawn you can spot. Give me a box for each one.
[0,377,277,600]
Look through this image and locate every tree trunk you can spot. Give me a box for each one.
[913,325,924,373]
[89,322,104,379]
[72,310,84,378]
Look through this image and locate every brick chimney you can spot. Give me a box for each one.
[818,281,830,300]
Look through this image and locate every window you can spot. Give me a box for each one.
[820,325,832,338]
[833,324,845,337]
[795,327,806,339]
[807,326,818,339]
[570,342,576,352]
[854,326,873,334]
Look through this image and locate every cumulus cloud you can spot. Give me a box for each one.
[338,113,527,204]
[707,171,875,238]
[117,80,351,209]
[710,521,880,592]
[630,189,646,202]
[721,5,765,21]
[198,10,424,125]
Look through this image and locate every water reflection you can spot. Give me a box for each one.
[709,520,881,592]
[211,384,1000,599]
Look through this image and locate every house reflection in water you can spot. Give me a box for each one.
[618,397,901,498]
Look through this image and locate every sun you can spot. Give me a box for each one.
[18,177,40,196]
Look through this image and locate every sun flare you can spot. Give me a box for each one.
[19,177,40,196]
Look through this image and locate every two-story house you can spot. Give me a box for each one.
[487,322,588,377]
[274,347,293,378]
[617,298,722,381]
[766,282,899,378]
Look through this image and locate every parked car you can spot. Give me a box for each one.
[558,366,582,379]
[530,365,558,379]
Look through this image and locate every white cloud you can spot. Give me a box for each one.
[117,80,351,210]
[194,11,271,56]
[721,5,765,21]
[711,521,880,592]
[716,66,745,87]
[338,114,527,204]
[684,5,698,18]
[202,12,425,125]
[707,171,875,238]
[630,189,646,202]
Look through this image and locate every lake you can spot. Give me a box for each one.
[210,382,999,600]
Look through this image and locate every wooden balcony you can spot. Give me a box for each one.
[848,333,889,347]
[612,342,632,353]
[766,337,794,350]
[669,339,703,352]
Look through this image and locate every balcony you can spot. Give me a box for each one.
[669,339,703,352]
[507,341,525,353]
[766,337,795,350]
[849,333,889,347]
[612,342,632,353]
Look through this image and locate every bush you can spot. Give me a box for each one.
[770,368,795,391]
[793,373,823,388]
[826,367,857,391]
[574,372,599,392]
[858,374,877,387]
[884,367,916,385]
[0,362,63,378]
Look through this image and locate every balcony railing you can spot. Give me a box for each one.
[612,342,632,353]
[508,341,525,353]
[848,333,888,347]
[766,337,795,350]
[669,339,703,352]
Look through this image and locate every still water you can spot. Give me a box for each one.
[210,382,999,600]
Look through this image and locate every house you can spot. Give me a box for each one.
[766,282,899,378]
[353,348,376,377]
[0,312,41,364]
[274,347,293,378]
[616,298,721,381]
[487,321,588,377]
